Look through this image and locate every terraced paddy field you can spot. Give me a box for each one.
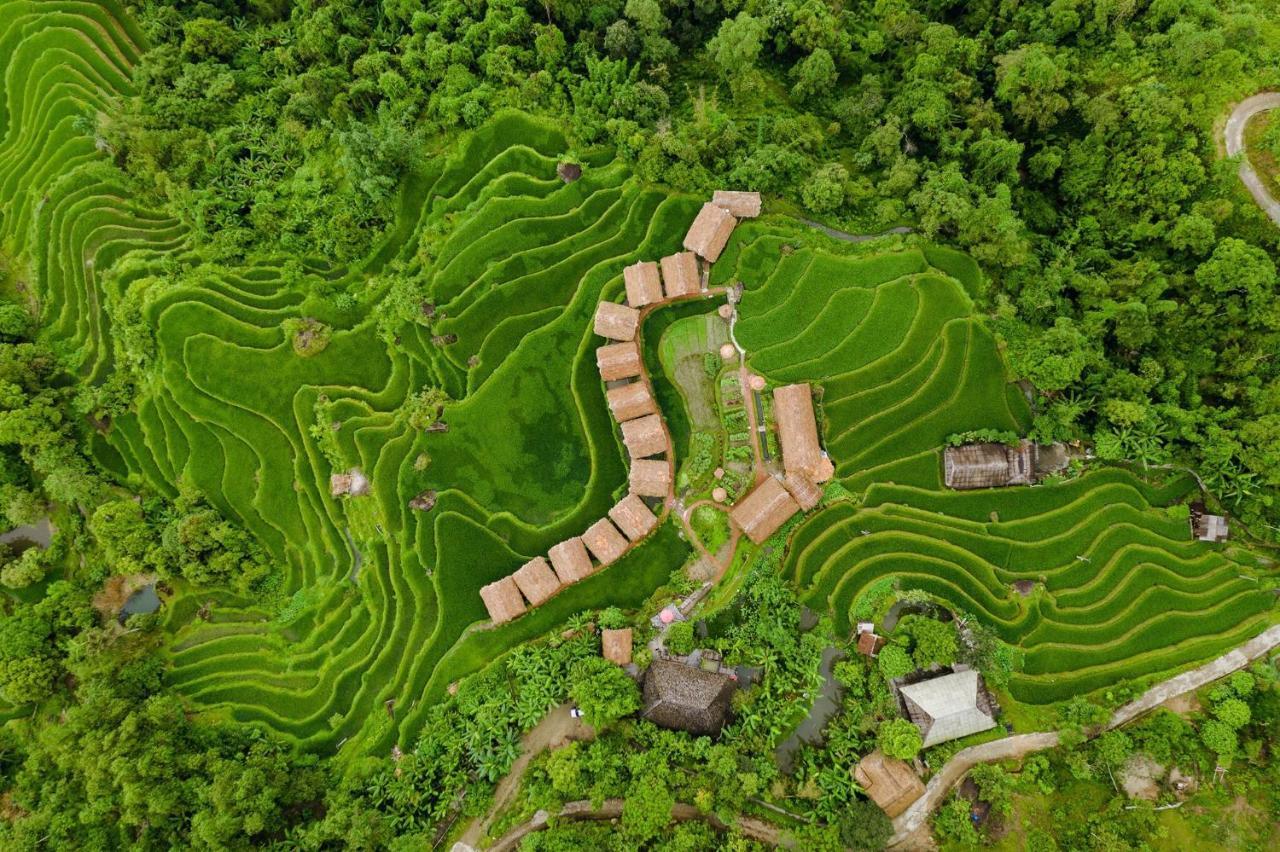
[4,1,1274,761]
[714,225,1277,704]
[1,2,702,755]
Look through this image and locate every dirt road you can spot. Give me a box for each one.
[455,703,593,849]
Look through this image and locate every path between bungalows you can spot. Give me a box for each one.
[797,218,914,243]
[1223,92,1280,227]
[887,623,1280,847]
[455,704,593,849]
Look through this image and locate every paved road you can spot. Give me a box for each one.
[887,622,1280,846]
[1224,92,1280,226]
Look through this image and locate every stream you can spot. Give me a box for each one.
[774,645,845,773]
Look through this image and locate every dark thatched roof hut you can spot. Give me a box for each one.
[642,659,736,736]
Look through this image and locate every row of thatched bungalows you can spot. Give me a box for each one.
[479,190,762,626]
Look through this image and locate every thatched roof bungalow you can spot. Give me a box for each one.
[683,202,736,263]
[620,414,667,459]
[608,494,659,541]
[660,251,700,298]
[480,576,526,624]
[606,381,658,422]
[730,476,801,544]
[548,537,594,584]
[330,469,370,497]
[783,471,823,511]
[642,659,736,736]
[582,517,629,565]
[596,341,643,382]
[593,301,640,341]
[624,260,663,308]
[712,190,762,218]
[943,441,1035,490]
[898,670,997,748]
[629,459,672,498]
[774,383,826,482]
[854,750,924,818]
[602,627,633,666]
[512,556,561,607]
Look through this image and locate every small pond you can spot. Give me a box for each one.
[0,517,54,551]
[119,584,161,623]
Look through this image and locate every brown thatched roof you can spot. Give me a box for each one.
[602,627,633,665]
[624,261,663,308]
[712,190,762,218]
[548,537,594,584]
[660,251,700,298]
[582,517,629,566]
[683,202,736,263]
[606,381,658,422]
[629,459,672,498]
[512,556,561,606]
[854,750,924,818]
[857,630,885,657]
[480,576,526,624]
[609,494,659,541]
[593,301,640,341]
[730,477,800,544]
[620,413,667,459]
[642,659,736,736]
[596,341,643,382]
[783,471,823,511]
[557,162,581,182]
[943,441,1035,490]
[774,383,825,482]
[330,469,370,497]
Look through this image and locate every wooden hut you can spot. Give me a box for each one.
[898,670,998,748]
[630,459,672,498]
[582,517,629,566]
[602,627,633,666]
[683,202,736,263]
[1193,511,1229,542]
[730,477,801,544]
[557,162,582,182]
[329,469,370,497]
[596,341,643,382]
[548,537,594,584]
[857,630,886,658]
[854,750,924,818]
[512,556,561,607]
[712,190,762,218]
[620,414,667,459]
[642,659,736,736]
[593,301,640,341]
[606,381,658,422]
[943,441,1036,490]
[783,471,823,511]
[480,576,526,624]
[660,251,700,298]
[774,383,827,482]
[609,494,659,541]
[624,261,663,308]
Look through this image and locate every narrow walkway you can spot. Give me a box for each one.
[1223,92,1280,226]
[455,704,593,848]
[796,218,914,243]
[887,623,1280,846]
[484,798,784,851]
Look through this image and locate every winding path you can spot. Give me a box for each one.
[887,623,1280,846]
[1224,92,1280,226]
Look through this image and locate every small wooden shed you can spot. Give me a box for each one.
[624,261,663,308]
[593,301,640,341]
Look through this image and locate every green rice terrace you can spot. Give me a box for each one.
[1,2,1276,757]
